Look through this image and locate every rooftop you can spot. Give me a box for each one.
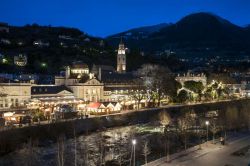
[31,85,72,95]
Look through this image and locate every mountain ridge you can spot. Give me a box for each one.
[107,12,250,53]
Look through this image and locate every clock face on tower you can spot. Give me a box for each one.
[118,50,125,54]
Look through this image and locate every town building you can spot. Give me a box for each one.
[0,82,31,111]
[0,41,150,114]
[175,72,207,86]
[54,40,136,104]
[14,54,28,67]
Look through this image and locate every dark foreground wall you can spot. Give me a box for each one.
[0,99,249,155]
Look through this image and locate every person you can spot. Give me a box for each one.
[220,137,223,145]
[222,137,225,145]
[220,137,225,145]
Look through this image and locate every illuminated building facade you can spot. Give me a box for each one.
[175,72,207,86]
[0,83,31,110]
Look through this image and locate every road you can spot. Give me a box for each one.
[146,133,250,166]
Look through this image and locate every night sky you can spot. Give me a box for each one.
[1,0,250,37]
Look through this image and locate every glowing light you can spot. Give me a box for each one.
[41,63,47,67]
[132,139,136,145]
[2,58,8,64]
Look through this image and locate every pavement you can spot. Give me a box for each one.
[145,133,250,166]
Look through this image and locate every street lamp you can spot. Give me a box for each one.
[132,139,136,166]
[205,121,209,143]
[166,126,170,163]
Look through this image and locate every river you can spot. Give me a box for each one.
[0,123,171,166]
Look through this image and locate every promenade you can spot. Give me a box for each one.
[146,132,250,166]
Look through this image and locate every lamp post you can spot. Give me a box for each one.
[166,126,170,163]
[132,139,136,166]
[205,121,209,143]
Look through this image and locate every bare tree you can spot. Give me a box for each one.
[210,119,220,144]
[115,131,129,166]
[82,138,90,166]
[142,141,151,165]
[178,110,196,150]
[92,132,105,166]
[20,138,38,166]
[225,106,239,132]
[74,127,77,166]
[57,135,65,166]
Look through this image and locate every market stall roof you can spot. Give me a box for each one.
[87,102,102,109]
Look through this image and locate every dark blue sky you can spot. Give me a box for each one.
[1,0,250,37]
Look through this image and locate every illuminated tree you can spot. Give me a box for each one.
[177,90,189,103]
[207,73,236,85]
[184,81,204,101]
[158,111,171,126]
[137,64,178,106]
[129,78,146,109]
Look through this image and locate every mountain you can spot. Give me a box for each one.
[106,23,171,48]
[108,23,170,38]
[0,24,115,74]
[107,12,250,54]
[148,12,246,48]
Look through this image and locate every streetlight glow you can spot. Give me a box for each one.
[132,139,136,145]
[205,120,209,144]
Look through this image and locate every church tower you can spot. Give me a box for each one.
[117,38,126,73]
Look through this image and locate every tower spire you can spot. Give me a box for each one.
[117,37,126,73]
[120,36,123,44]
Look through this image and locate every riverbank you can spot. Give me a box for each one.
[0,99,249,156]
